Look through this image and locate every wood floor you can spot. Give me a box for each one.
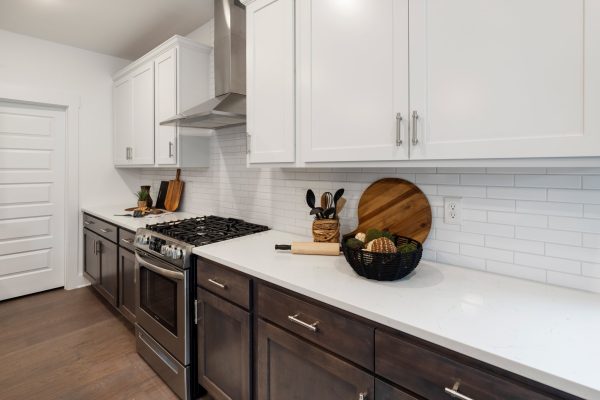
[0,287,179,400]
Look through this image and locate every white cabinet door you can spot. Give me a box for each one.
[247,0,296,164]
[155,48,178,165]
[113,78,132,165]
[409,0,600,160]
[298,0,409,162]
[130,62,155,165]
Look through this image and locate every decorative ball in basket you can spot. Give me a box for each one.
[342,178,432,281]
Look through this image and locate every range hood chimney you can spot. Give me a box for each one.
[161,0,246,130]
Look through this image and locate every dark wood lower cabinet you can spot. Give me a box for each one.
[83,229,100,284]
[375,380,419,400]
[118,247,136,323]
[256,319,374,400]
[197,288,251,400]
[96,237,118,307]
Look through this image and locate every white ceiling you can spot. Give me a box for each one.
[0,0,214,60]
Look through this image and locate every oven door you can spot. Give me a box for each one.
[135,251,189,365]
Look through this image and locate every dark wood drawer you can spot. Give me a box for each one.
[375,379,419,400]
[257,283,374,369]
[197,259,251,310]
[83,213,117,243]
[118,228,136,251]
[375,330,558,400]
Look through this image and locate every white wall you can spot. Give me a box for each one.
[186,20,214,47]
[0,29,138,207]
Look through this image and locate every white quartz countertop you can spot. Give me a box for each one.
[81,205,201,233]
[193,230,600,400]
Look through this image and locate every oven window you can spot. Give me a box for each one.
[140,267,178,335]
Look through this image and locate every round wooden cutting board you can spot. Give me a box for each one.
[353,178,432,244]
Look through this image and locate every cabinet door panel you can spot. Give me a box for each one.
[131,62,155,165]
[119,247,136,323]
[113,78,132,165]
[83,229,100,284]
[155,48,178,165]
[298,0,409,162]
[257,319,374,400]
[410,0,600,159]
[198,288,251,400]
[97,238,118,307]
[247,0,296,164]
[376,379,419,400]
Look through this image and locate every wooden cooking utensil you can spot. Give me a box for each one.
[275,242,340,256]
[352,178,432,243]
[164,169,184,212]
[335,197,347,215]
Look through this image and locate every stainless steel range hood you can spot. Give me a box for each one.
[161,0,246,130]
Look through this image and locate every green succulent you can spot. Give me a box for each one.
[345,238,365,250]
[135,189,149,201]
[397,242,418,254]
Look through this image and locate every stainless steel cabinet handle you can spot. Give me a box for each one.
[395,113,403,146]
[246,134,251,154]
[288,313,319,332]
[99,228,112,233]
[208,278,226,289]
[121,238,134,244]
[92,239,97,255]
[411,110,419,145]
[445,382,474,400]
[84,220,94,225]
[168,141,174,158]
[358,393,368,400]
[95,240,102,255]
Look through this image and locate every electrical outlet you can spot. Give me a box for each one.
[444,197,462,224]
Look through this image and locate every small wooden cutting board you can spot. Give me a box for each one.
[164,169,184,212]
[352,178,432,243]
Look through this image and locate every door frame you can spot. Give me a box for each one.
[0,83,82,290]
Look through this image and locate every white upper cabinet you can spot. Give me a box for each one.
[113,78,132,165]
[155,48,178,165]
[113,36,212,168]
[298,0,409,163]
[409,0,600,160]
[247,0,296,164]
[130,62,155,165]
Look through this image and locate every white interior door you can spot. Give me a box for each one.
[0,101,66,300]
[298,0,409,162]
[409,0,600,160]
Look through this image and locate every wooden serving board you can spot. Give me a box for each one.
[352,178,432,243]
[164,169,184,212]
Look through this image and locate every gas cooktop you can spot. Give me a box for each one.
[145,215,269,246]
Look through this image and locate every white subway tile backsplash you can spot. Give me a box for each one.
[583,234,600,249]
[514,175,581,189]
[546,244,600,264]
[583,176,600,189]
[486,261,546,283]
[487,211,547,228]
[487,187,547,201]
[582,263,600,278]
[485,236,545,255]
[436,252,485,271]
[548,189,600,204]
[516,201,583,217]
[584,205,600,219]
[460,174,513,187]
[137,130,600,293]
[461,244,513,263]
[547,272,600,294]
[462,221,514,238]
[549,216,600,234]
[515,253,581,274]
[516,227,581,246]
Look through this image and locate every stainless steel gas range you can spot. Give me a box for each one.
[134,216,268,400]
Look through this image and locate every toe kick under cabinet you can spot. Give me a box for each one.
[83,213,136,323]
[195,258,581,400]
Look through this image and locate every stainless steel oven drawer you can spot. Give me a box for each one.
[136,326,190,400]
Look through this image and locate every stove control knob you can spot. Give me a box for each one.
[172,247,183,260]
[160,245,168,255]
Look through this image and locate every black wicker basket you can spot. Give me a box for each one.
[342,234,423,281]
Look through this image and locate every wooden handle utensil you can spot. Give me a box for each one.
[275,242,341,256]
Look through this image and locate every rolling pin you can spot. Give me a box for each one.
[275,242,341,256]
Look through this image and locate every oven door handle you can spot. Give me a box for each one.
[135,253,184,281]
